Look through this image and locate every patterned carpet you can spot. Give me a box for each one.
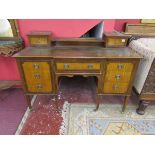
[60,102,155,135]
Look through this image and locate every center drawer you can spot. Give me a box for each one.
[56,62,101,71]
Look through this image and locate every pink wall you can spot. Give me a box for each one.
[18,19,116,46]
[0,19,119,81]
[114,19,141,32]
[18,19,103,46]
[0,56,20,80]
[104,19,116,32]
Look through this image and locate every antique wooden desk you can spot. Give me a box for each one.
[14,39,142,112]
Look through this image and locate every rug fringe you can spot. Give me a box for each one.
[59,101,70,135]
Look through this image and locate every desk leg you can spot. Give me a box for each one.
[94,94,100,111]
[122,96,129,113]
[55,94,60,112]
[55,75,61,113]
[94,75,102,111]
[25,95,32,111]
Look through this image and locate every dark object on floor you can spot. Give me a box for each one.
[125,24,155,115]
[136,59,155,115]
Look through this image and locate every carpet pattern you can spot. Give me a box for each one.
[60,103,155,135]
[14,76,154,135]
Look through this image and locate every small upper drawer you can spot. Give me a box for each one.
[56,63,101,71]
[106,62,133,72]
[106,38,127,47]
[27,31,52,47]
[29,37,48,45]
[103,32,129,47]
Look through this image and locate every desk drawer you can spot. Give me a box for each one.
[29,37,48,45]
[106,38,127,47]
[22,61,52,93]
[56,63,101,71]
[103,82,129,94]
[105,71,132,83]
[107,62,133,72]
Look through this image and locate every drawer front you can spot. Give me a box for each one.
[106,62,133,72]
[105,71,132,83]
[29,37,48,45]
[103,82,129,94]
[107,38,127,47]
[103,62,134,94]
[22,62,52,93]
[56,63,101,71]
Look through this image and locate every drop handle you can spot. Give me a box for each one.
[36,84,43,89]
[33,64,40,69]
[64,64,69,69]
[113,85,119,90]
[34,73,41,79]
[87,64,93,69]
[115,74,121,80]
[117,64,123,70]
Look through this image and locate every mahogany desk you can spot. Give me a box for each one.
[14,45,142,112]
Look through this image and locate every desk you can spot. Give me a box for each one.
[14,45,142,112]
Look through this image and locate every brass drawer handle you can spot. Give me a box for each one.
[35,73,41,79]
[64,64,69,69]
[117,64,123,70]
[33,64,40,69]
[87,64,93,69]
[36,84,43,89]
[115,74,121,80]
[113,84,119,90]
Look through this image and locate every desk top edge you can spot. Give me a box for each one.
[14,46,142,59]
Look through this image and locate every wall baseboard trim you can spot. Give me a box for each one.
[0,80,22,89]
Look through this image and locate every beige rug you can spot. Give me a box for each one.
[59,102,155,135]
